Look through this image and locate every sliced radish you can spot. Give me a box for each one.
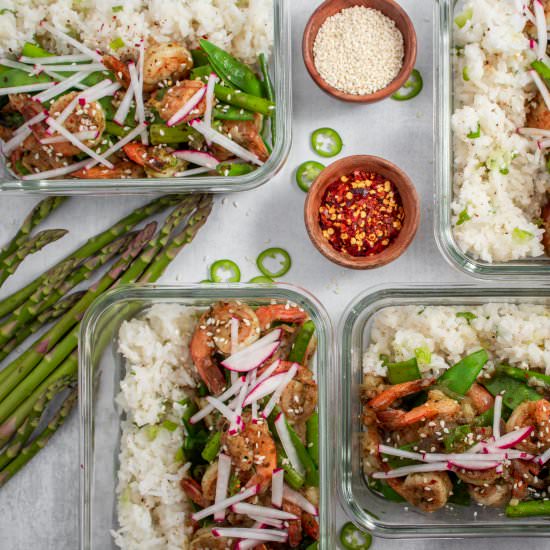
[45,117,113,168]
[40,67,88,90]
[205,395,238,423]
[41,130,97,144]
[530,70,550,113]
[35,71,91,103]
[243,372,288,407]
[262,363,298,419]
[221,341,279,373]
[190,119,264,166]
[247,515,283,528]
[40,22,103,63]
[271,469,284,508]
[192,485,259,521]
[204,72,219,144]
[212,528,287,542]
[21,158,91,180]
[128,61,147,145]
[236,539,264,550]
[0,58,34,72]
[173,150,219,169]
[534,0,547,60]
[2,127,32,156]
[221,330,282,371]
[113,83,135,127]
[0,82,55,96]
[491,426,534,449]
[448,459,501,471]
[373,462,450,479]
[213,454,232,522]
[518,127,550,138]
[27,63,104,73]
[536,447,550,467]
[228,376,248,434]
[232,502,298,520]
[275,412,305,477]
[19,53,93,65]
[282,485,318,516]
[167,87,206,127]
[493,395,503,439]
[190,376,245,424]
[174,166,212,177]
[256,358,282,385]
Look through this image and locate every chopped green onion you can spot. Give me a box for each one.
[462,67,470,81]
[456,311,477,324]
[162,420,178,432]
[112,5,124,12]
[512,228,534,242]
[456,208,471,225]
[467,123,481,139]
[110,37,125,51]
[455,7,473,29]
[414,346,431,365]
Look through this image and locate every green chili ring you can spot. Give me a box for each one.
[210,259,241,283]
[296,161,324,192]
[391,69,424,101]
[311,127,343,158]
[248,275,274,283]
[256,247,292,278]
[340,522,373,550]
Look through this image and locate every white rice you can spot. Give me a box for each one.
[114,304,201,550]
[363,303,550,378]
[0,0,273,63]
[452,0,550,262]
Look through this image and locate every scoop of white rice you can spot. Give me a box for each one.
[0,0,273,63]
[114,304,201,550]
[452,0,550,262]
[363,303,550,377]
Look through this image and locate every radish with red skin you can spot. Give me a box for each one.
[167,88,206,127]
[221,341,280,373]
[173,150,220,169]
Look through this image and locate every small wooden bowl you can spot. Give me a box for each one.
[304,155,420,269]
[302,0,417,103]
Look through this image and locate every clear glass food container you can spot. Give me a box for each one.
[79,283,335,549]
[338,283,550,538]
[434,0,550,278]
[0,0,291,195]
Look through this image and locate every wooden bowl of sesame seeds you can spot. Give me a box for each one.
[302,0,417,103]
[304,155,420,269]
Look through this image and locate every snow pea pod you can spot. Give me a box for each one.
[306,411,319,467]
[437,349,488,395]
[216,162,254,177]
[190,64,212,82]
[191,48,209,67]
[213,104,255,121]
[496,364,550,387]
[200,39,263,97]
[385,357,421,385]
[259,52,276,146]
[277,445,305,489]
[482,374,542,411]
[287,420,318,486]
[288,320,315,364]
[149,123,199,146]
[214,84,275,116]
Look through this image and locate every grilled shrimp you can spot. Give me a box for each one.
[149,80,206,123]
[222,415,276,494]
[122,143,187,178]
[255,304,308,332]
[526,93,550,130]
[71,161,145,179]
[506,399,550,453]
[367,378,435,412]
[361,407,383,475]
[283,500,302,548]
[542,200,550,256]
[279,365,318,423]
[142,42,193,91]
[180,477,210,508]
[511,459,544,500]
[201,461,219,501]
[103,54,131,88]
[387,472,453,513]
[454,465,504,486]
[465,383,494,414]
[468,482,512,508]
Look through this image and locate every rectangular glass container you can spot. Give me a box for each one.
[79,283,335,549]
[434,0,550,278]
[0,0,291,195]
[338,283,550,538]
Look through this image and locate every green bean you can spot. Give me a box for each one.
[213,104,255,121]
[216,162,254,177]
[482,374,542,410]
[259,52,276,146]
[288,320,316,364]
[105,120,133,138]
[306,412,319,468]
[287,420,318,487]
[386,357,421,385]
[149,123,198,146]
[506,500,550,517]
[201,431,221,462]
[214,84,275,116]
[277,445,305,489]
[496,364,550,387]
[437,349,488,395]
[200,39,263,97]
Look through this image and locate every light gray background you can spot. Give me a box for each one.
[0,0,544,548]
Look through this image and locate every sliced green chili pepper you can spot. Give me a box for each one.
[296,161,324,192]
[216,162,254,177]
[391,69,423,101]
[248,275,274,283]
[456,208,471,225]
[483,374,542,410]
[506,500,550,517]
[201,431,221,462]
[367,478,405,502]
[259,52,276,147]
[21,42,54,58]
[437,349,488,395]
[467,123,481,139]
[191,48,210,67]
[277,445,305,489]
[448,479,471,506]
[214,84,275,116]
[289,320,316,364]
[287,421,318,487]
[256,247,291,278]
[210,259,241,283]
[443,424,473,452]
[311,127,343,158]
[200,39,263,97]
[306,411,319,468]
[386,357,421,385]
[340,522,372,550]
[496,364,550,387]
[213,104,255,121]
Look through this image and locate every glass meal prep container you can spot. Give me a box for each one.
[0,0,291,196]
[337,283,550,538]
[434,0,550,278]
[79,283,335,550]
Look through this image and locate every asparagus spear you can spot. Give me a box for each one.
[0,229,68,288]
[0,291,85,365]
[0,197,67,267]
[0,388,77,487]
[0,222,157,413]
[0,232,135,348]
[0,196,181,319]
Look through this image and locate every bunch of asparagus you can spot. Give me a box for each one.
[0,194,212,486]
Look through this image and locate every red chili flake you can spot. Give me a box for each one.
[318,169,405,257]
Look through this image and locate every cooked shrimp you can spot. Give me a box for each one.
[103,54,131,88]
[387,472,453,513]
[142,42,193,92]
[123,143,187,178]
[201,461,218,501]
[280,365,318,423]
[454,465,504,486]
[367,378,435,412]
[212,114,270,162]
[361,407,383,475]
[377,389,462,430]
[302,511,320,541]
[542,200,550,256]
[468,482,512,508]
[149,80,206,123]
[189,527,230,550]
[255,304,308,332]
[71,161,145,179]
[222,415,276,494]
[180,477,211,508]
[10,133,67,175]
[361,374,386,401]
[466,383,494,414]
[283,500,302,548]
[526,94,550,130]
[511,460,544,500]
[505,399,550,453]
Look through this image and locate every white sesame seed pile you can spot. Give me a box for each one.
[313,6,404,95]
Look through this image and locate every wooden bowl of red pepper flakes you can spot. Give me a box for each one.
[304,155,420,269]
